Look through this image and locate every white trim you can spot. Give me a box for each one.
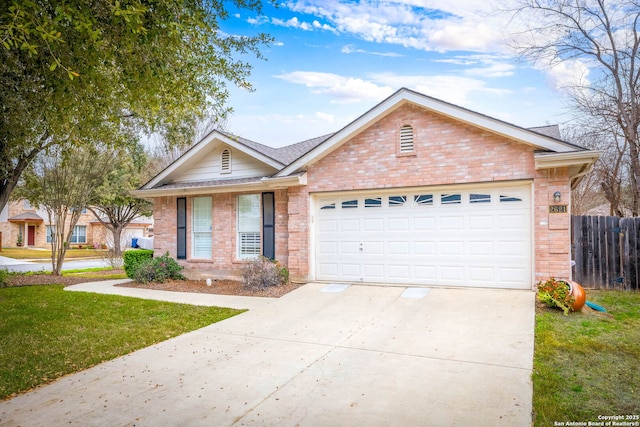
[277,88,588,177]
[142,131,284,190]
[534,151,601,171]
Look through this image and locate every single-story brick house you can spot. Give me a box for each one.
[135,88,600,290]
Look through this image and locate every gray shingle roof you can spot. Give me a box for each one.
[218,130,333,166]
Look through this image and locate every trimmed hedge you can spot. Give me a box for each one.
[123,249,154,278]
[133,252,185,284]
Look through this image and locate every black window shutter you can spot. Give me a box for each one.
[262,192,275,260]
[177,197,187,259]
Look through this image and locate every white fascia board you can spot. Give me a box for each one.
[142,131,284,190]
[132,174,307,198]
[261,173,307,188]
[276,88,581,177]
[534,150,601,171]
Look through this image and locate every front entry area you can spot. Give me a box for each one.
[313,183,533,289]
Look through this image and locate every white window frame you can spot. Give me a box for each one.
[237,194,261,259]
[191,196,212,259]
[70,225,87,244]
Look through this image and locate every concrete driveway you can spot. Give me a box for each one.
[0,282,535,426]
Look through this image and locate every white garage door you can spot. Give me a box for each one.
[314,184,532,289]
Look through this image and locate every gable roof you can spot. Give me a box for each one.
[137,87,599,196]
[276,87,588,177]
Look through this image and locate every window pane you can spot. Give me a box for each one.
[238,194,261,259]
[239,232,261,257]
[71,225,86,244]
[46,225,56,243]
[414,194,433,205]
[470,194,491,203]
[320,202,336,210]
[365,197,382,207]
[389,196,407,206]
[500,195,523,203]
[441,194,461,204]
[342,200,358,209]
[192,197,212,258]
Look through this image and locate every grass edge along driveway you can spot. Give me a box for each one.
[533,289,640,426]
[0,285,244,400]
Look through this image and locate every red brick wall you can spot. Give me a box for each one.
[151,190,289,280]
[152,104,574,287]
[285,103,572,286]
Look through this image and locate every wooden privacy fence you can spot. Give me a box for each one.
[571,215,640,290]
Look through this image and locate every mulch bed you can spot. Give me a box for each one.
[4,270,303,298]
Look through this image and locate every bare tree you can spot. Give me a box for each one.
[18,146,115,274]
[508,0,640,214]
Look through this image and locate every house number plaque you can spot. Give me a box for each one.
[549,205,568,214]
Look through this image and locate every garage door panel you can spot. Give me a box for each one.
[441,265,465,281]
[414,241,436,255]
[389,241,410,255]
[469,241,494,255]
[315,185,531,289]
[341,242,360,254]
[340,219,360,232]
[413,217,436,231]
[318,241,339,254]
[469,266,495,282]
[364,241,384,255]
[440,216,464,230]
[468,215,494,230]
[388,265,410,279]
[388,218,410,231]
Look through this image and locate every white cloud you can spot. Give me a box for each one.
[341,44,404,57]
[275,71,394,103]
[283,0,510,53]
[545,59,590,91]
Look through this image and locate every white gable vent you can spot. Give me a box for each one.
[399,125,414,153]
[221,148,231,173]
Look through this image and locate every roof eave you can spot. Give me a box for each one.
[534,150,601,172]
[141,131,285,190]
[133,173,307,198]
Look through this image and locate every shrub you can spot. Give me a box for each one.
[242,257,288,290]
[123,249,154,278]
[537,278,576,315]
[0,268,8,288]
[133,252,185,284]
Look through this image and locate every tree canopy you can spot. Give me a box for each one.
[508,0,640,215]
[1,0,271,212]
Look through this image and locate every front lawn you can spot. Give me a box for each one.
[0,285,244,399]
[533,290,640,426]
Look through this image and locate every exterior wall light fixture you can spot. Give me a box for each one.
[553,191,561,203]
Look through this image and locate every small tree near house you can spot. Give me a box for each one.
[18,146,115,274]
[89,143,152,257]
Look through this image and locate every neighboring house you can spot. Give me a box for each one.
[0,199,152,250]
[134,88,600,290]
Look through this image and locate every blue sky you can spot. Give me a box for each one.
[221,1,580,147]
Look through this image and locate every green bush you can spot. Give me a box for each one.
[242,257,288,289]
[133,252,185,284]
[0,268,8,288]
[123,249,154,278]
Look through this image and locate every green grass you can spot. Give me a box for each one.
[0,285,244,399]
[533,290,640,426]
[0,248,106,260]
[62,267,128,280]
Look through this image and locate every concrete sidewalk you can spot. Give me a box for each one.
[0,282,535,426]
